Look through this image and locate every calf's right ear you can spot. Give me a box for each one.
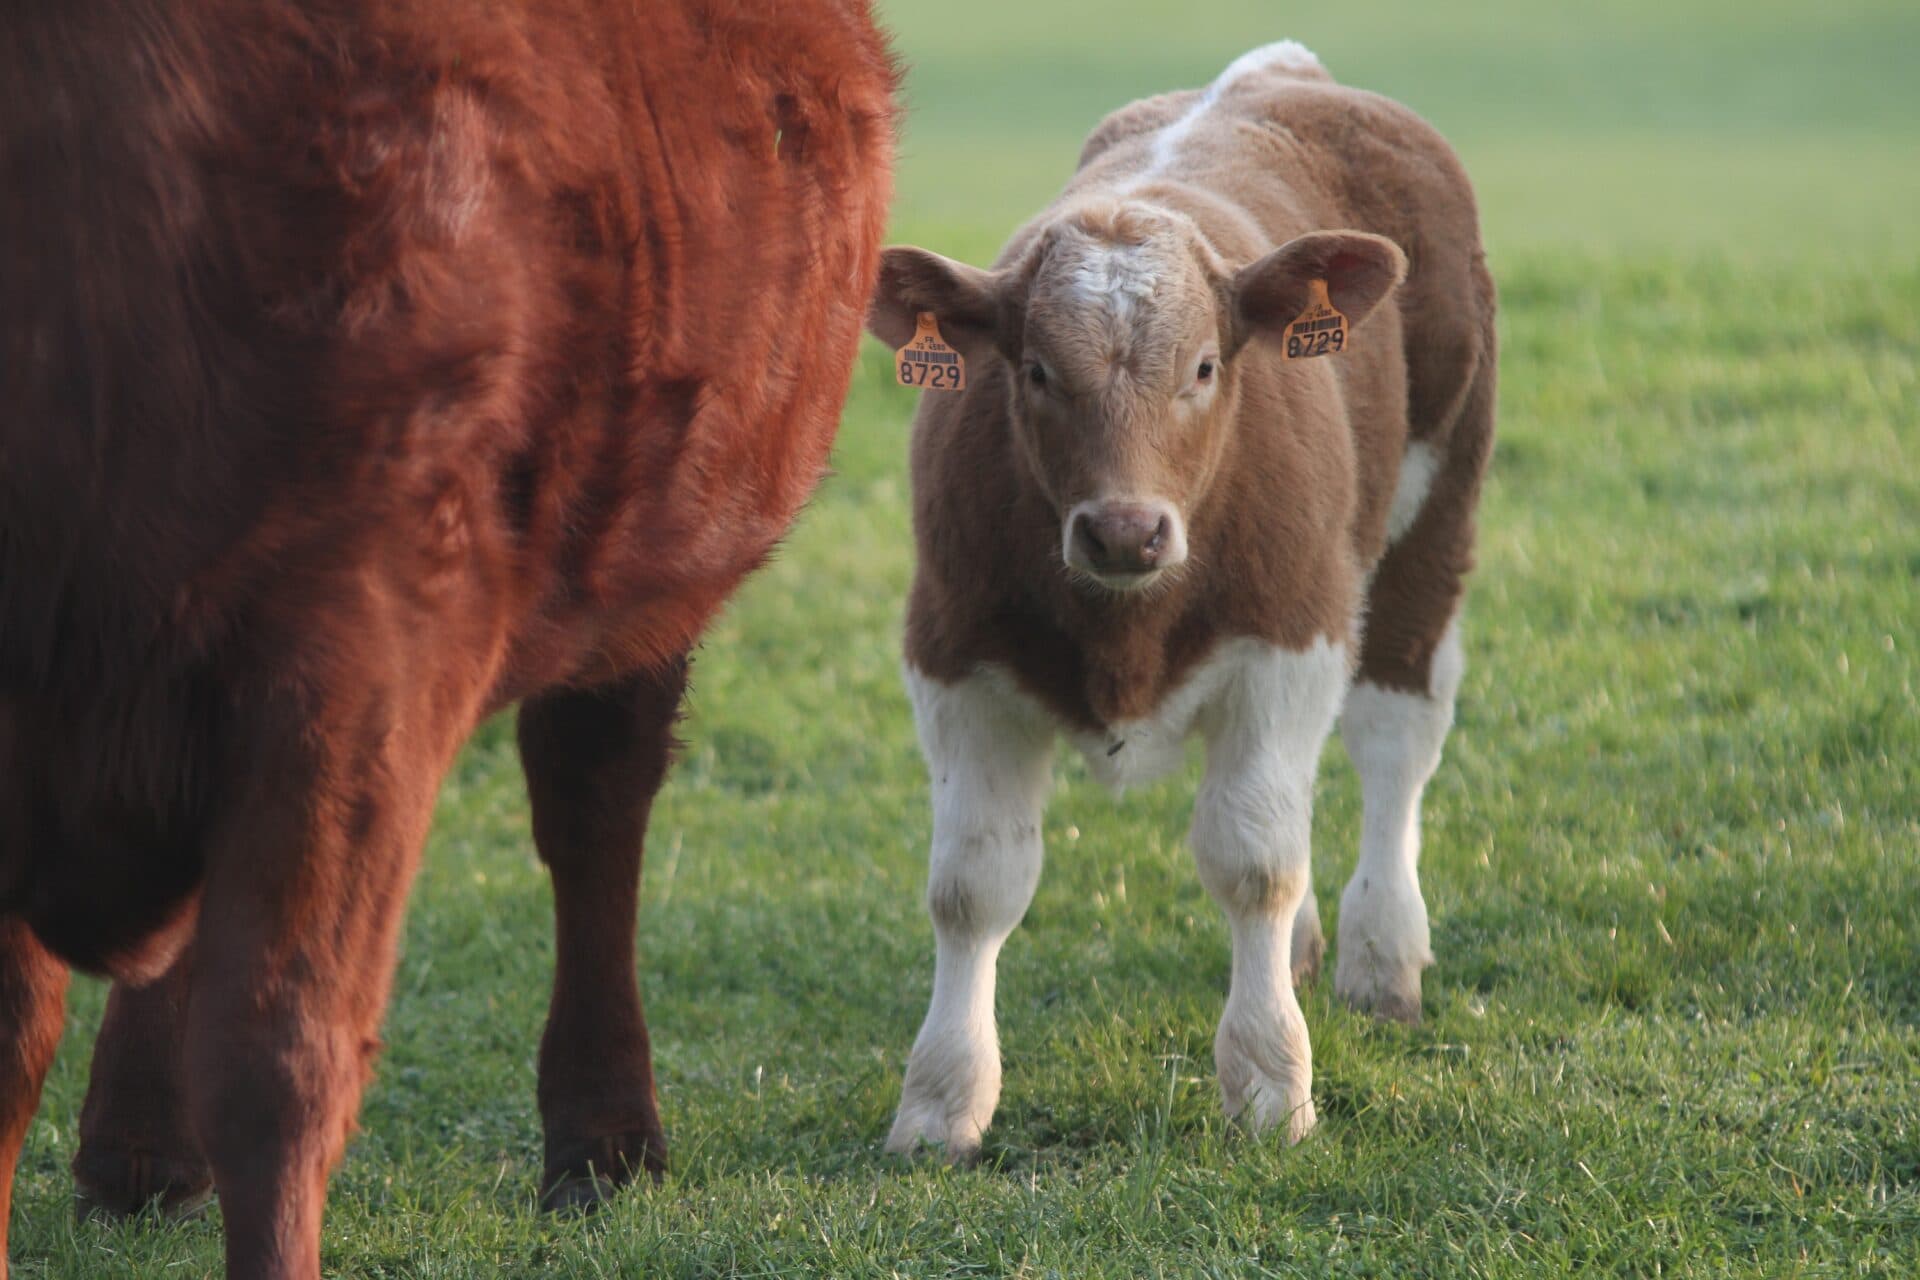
[1227,230,1408,358]
[867,246,1007,362]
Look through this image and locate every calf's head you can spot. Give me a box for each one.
[869,201,1405,594]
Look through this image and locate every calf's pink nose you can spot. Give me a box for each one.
[1072,504,1172,574]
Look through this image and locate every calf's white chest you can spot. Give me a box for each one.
[1067,643,1259,792]
[1056,636,1351,793]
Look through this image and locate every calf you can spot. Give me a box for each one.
[867,41,1494,1156]
[0,2,894,1276]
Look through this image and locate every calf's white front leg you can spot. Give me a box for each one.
[1190,638,1348,1144]
[1334,617,1464,1022]
[888,665,1054,1160]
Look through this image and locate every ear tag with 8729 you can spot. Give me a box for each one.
[1282,279,1346,360]
[895,312,967,391]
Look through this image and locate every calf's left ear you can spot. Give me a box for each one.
[866,245,1007,363]
[1226,231,1408,357]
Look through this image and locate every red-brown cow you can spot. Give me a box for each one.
[868,41,1494,1158]
[0,2,894,1276]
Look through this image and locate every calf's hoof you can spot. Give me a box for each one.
[72,1147,213,1222]
[1216,1017,1316,1145]
[1334,882,1432,1023]
[884,1099,988,1165]
[1230,1082,1317,1145]
[1334,948,1429,1024]
[884,1045,998,1164]
[1218,1059,1316,1146]
[539,1128,666,1214]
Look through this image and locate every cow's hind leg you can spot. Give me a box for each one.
[1336,362,1492,1024]
[72,953,211,1220]
[1,921,68,1280]
[1192,642,1347,1144]
[517,659,688,1211]
[1335,616,1461,1023]
[184,696,450,1280]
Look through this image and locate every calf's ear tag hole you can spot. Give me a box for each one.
[895,312,968,392]
[1282,279,1347,360]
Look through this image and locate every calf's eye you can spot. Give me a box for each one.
[1027,363,1047,389]
[1196,359,1215,383]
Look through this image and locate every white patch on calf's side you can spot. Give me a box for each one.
[1141,102,1207,179]
[1429,611,1465,703]
[1386,440,1440,544]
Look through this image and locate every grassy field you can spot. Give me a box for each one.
[11,1,1919,1276]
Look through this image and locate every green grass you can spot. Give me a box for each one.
[10,2,1920,1276]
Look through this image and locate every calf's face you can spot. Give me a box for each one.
[869,202,1405,595]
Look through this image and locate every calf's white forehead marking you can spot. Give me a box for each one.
[1386,440,1440,544]
[1140,39,1326,179]
[1067,240,1156,305]
[1039,204,1212,375]
[1061,239,1158,330]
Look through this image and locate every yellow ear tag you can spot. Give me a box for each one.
[1282,279,1347,360]
[894,311,968,392]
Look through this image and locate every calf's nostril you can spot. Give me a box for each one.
[1070,506,1177,574]
[1075,515,1108,559]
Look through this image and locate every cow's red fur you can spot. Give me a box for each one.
[0,1,895,1274]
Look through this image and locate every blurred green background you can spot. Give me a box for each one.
[883,0,1920,264]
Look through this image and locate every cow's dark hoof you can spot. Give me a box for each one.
[539,1129,665,1214]
[540,1171,621,1215]
[73,1147,214,1222]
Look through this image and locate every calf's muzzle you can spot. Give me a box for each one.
[1066,501,1179,579]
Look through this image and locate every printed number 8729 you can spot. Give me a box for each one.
[1286,328,1345,359]
[900,360,962,389]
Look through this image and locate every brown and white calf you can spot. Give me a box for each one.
[866,41,1495,1155]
